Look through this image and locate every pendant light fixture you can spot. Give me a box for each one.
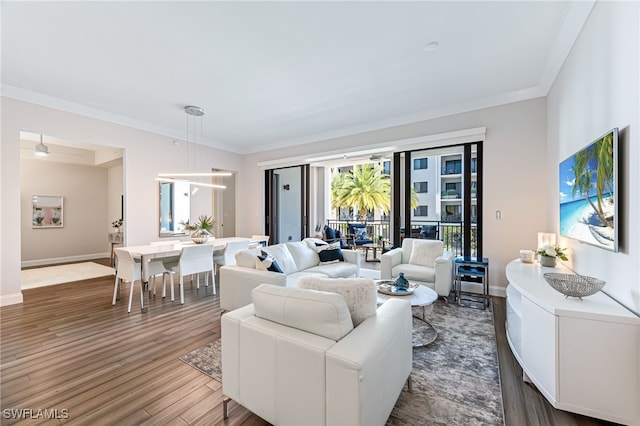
[34,134,49,157]
[156,105,228,189]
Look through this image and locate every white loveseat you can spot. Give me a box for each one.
[221,283,412,426]
[219,238,360,312]
[381,238,454,297]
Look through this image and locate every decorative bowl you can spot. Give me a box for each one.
[543,273,605,300]
[377,280,416,296]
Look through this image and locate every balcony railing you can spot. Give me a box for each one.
[441,191,461,199]
[325,219,478,256]
[441,167,462,175]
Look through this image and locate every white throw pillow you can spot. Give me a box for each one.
[235,248,262,269]
[298,277,377,326]
[408,239,444,267]
[251,284,354,341]
[262,244,298,275]
[304,237,328,248]
[286,241,320,271]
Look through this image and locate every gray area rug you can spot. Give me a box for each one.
[180,300,504,425]
[180,340,223,382]
[389,302,504,425]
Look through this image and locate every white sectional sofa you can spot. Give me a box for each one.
[219,238,360,312]
[221,283,412,426]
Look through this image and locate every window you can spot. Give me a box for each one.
[444,160,461,175]
[383,161,391,175]
[413,158,428,170]
[394,141,482,258]
[414,181,428,193]
[414,205,429,216]
[443,182,461,198]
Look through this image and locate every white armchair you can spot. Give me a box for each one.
[381,238,454,297]
[222,284,412,426]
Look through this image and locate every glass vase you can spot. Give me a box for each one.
[191,229,211,244]
[394,272,409,289]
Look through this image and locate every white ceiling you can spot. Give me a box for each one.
[1,1,594,154]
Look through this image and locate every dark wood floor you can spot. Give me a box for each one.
[492,297,613,426]
[1,260,614,425]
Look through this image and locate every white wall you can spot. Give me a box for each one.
[0,97,243,306]
[240,98,549,294]
[547,1,639,314]
[21,159,109,263]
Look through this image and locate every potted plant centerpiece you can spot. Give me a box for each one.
[182,215,215,244]
[536,245,568,267]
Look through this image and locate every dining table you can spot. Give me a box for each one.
[117,237,252,312]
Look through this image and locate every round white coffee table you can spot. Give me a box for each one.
[376,283,438,348]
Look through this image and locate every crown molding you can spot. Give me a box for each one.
[0,85,241,154]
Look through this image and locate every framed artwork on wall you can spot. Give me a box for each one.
[32,195,63,228]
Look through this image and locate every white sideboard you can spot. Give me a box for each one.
[505,259,640,425]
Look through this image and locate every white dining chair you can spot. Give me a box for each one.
[212,240,251,277]
[164,244,215,304]
[248,235,270,249]
[148,240,180,298]
[112,248,143,313]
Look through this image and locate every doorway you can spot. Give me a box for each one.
[264,165,310,244]
[212,171,236,237]
[19,131,124,268]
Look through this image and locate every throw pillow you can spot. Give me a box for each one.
[323,225,337,241]
[286,241,320,271]
[316,242,344,264]
[335,231,349,249]
[408,239,444,267]
[235,248,262,268]
[356,230,368,241]
[304,237,328,248]
[298,277,377,326]
[262,244,298,274]
[256,251,284,273]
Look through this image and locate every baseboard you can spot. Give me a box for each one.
[459,281,506,298]
[490,285,506,297]
[21,252,110,268]
[0,292,24,306]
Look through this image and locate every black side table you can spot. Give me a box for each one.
[454,256,490,309]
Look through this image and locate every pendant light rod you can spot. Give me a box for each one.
[157,172,232,178]
[157,104,228,187]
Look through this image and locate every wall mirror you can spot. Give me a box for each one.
[159,181,190,237]
[32,195,63,228]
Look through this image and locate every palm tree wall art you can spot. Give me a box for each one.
[559,128,618,251]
